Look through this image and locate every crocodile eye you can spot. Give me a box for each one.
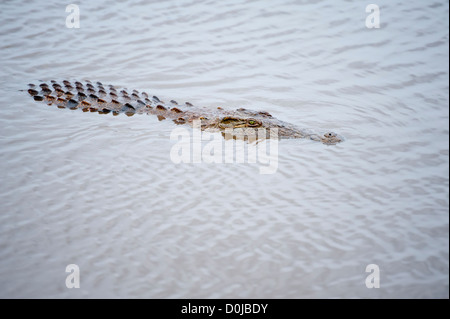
[246,118,261,127]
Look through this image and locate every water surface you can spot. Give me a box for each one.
[0,0,448,298]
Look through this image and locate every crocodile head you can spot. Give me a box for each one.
[184,107,342,143]
[200,114,306,140]
[213,115,344,144]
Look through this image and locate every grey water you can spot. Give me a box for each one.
[0,0,448,298]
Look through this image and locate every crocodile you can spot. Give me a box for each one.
[26,80,344,145]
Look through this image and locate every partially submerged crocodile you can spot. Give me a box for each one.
[26,80,343,145]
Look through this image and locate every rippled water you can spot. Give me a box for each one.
[0,0,448,298]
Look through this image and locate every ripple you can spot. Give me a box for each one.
[0,0,448,299]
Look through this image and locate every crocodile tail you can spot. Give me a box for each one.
[26,80,163,116]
